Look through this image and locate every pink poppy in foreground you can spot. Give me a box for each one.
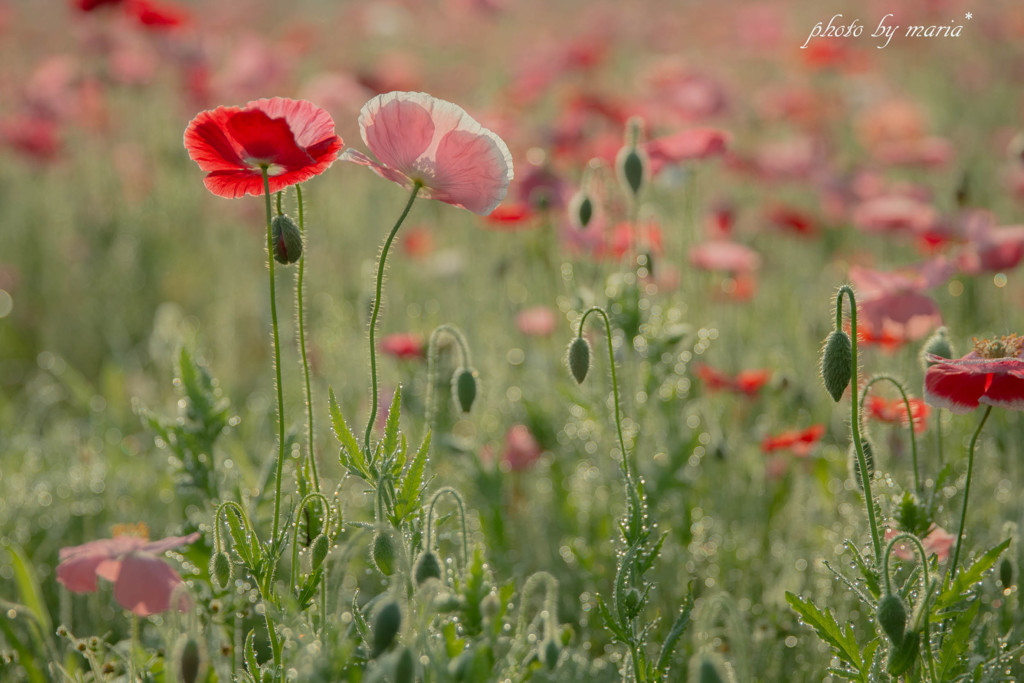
[341,91,514,215]
[184,98,342,199]
[924,335,1024,414]
[516,306,557,337]
[57,527,200,617]
[885,526,954,562]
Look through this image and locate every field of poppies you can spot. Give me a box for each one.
[2,0,1024,681]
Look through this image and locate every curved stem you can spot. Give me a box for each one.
[290,493,333,591]
[577,307,631,480]
[295,184,320,493]
[364,183,422,451]
[946,404,992,586]
[859,374,921,494]
[425,487,468,572]
[836,286,883,562]
[883,532,937,678]
[262,168,288,542]
[425,324,472,434]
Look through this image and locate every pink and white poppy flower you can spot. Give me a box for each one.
[342,91,514,215]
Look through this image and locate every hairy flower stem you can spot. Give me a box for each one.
[295,185,319,492]
[425,324,472,435]
[859,374,921,495]
[262,168,288,543]
[946,404,992,586]
[364,183,422,451]
[836,286,883,562]
[883,533,937,680]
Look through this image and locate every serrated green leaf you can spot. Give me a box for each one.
[394,431,430,523]
[595,594,629,643]
[786,592,864,674]
[934,538,1010,612]
[243,629,259,678]
[655,581,694,674]
[937,600,979,679]
[382,386,402,458]
[296,567,324,610]
[329,388,368,479]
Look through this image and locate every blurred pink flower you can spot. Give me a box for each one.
[852,195,941,236]
[956,218,1024,274]
[850,263,948,346]
[502,424,542,471]
[516,306,557,337]
[644,127,730,175]
[885,526,954,562]
[342,91,514,215]
[689,240,760,273]
[56,529,200,617]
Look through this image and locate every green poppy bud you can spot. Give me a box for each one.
[452,367,478,414]
[414,550,442,585]
[920,327,954,370]
[688,651,737,683]
[887,628,919,677]
[821,330,853,402]
[393,646,415,683]
[999,556,1014,589]
[371,599,402,658]
[567,337,591,384]
[176,635,203,683]
[310,533,330,571]
[371,529,398,577]
[542,635,560,670]
[271,214,303,264]
[617,148,647,197]
[569,191,594,229]
[210,551,232,591]
[877,594,907,645]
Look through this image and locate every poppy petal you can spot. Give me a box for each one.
[979,371,1024,410]
[924,363,986,413]
[184,106,247,173]
[112,555,183,616]
[360,93,436,175]
[225,109,313,168]
[431,128,514,214]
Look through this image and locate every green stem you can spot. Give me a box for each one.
[883,532,937,679]
[836,286,883,562]
[425,324,472,435]
[295,184,319,493]
[946,404,992,586]
[262,168,287,543]
[577,307,632,480]
[859,374,921,494]
[425,487,469,573]
[364,183,422,451]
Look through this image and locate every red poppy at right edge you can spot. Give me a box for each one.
[184,98,342,199]
[924,335,1024,414]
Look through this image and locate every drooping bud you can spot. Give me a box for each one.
[848,440,875,491]
[371,529,398,577]
[393,646,415,683]
[542,635,561,670]
[271,214,303,265]
[688,651,737,683]
[919,327,954,370]
[622,587,643,619]
[451,367,478,414]
[887,629,919,677]
[616,118,647,197]
[567,337,591,384]
[414,549,442,585]
[821,330,853,402]
[310,533,330,571]
[210,551,232,591]
[176,635,203,683]
[371,599,402,658]
[568,191,594,229]
[999,556,1015,589]
[877,594,908,645]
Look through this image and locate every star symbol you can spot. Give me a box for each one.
[965,11,973,20]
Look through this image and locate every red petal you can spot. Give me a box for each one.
[979,370,1024,410]
[225,109,313,168]
[924,363,986,413]
[184,106,247,173]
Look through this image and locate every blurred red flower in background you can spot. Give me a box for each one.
[761,424,825,456]
[867,395,930,433]
[184,97,342,198]
[380,333,425,360]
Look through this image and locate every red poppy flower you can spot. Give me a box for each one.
[849,263,948,348]
[484,202,536,229]
[341,91,514,215]
[56,526,200,617]
[694,363,770,397]
[380,333,424,360]
[184,98,342,199]
[761,424,825,457]
[925,335,1024,414]
[867,395,930,433]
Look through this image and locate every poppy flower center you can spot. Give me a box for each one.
[111,522,150,539]
[972,333,1024,359]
